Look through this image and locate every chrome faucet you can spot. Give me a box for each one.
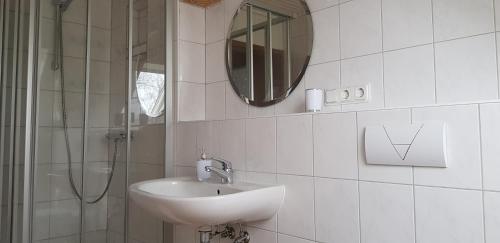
[205,158,233,184]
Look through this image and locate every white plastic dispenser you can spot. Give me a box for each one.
[197,153,212,181]
[364,122,447,167]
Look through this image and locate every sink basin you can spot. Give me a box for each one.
[128,177,285,226]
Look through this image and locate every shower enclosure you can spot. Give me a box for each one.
[0,0,174,242]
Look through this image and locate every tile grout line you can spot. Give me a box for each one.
[410,108,417,243]
[355,112,362,243]
[310,114,316,241]
[478,104,487,243]
[380,0,386,109]
[493,0,500,99]
[430,0,438,104]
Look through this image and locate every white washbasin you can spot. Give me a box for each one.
[128,177,285,226]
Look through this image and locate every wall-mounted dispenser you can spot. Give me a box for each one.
[364,122,447,167]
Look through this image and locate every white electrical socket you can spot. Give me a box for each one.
[325,84,370,105]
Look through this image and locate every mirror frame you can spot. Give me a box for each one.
[225,0,313,107]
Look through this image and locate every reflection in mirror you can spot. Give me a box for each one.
[136,62,165,117]
[227,0,313,107]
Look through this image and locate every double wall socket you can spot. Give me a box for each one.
[325,84,370,105]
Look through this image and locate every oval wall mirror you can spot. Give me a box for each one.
[226,0,313,107]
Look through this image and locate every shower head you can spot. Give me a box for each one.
[53,0,73,11]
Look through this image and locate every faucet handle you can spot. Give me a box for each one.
[210,158,232,170]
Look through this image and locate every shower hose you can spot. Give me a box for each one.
[54,5,121,204]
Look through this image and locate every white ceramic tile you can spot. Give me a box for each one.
[359,182,415,243]
[435,34,498,103]
[277,175,315,240]
[38,91,54,127]
[224,0,243,35]
[480,103,500,191]
[315,178,359,243]
[35,164,50,202]
[277,234,314,243]
[62,0,86,24]
[246,172,278,231]
[90,27,111,62]
[384,44,435,107]
[50,199,81,237]
[196,121,222,158]
[90,61,110,94]
[177,82,205,121]
[306,0,339,12]
[175,166,196,177]
[382,0,433,50]
[484,191,500,243]
[206,2,225,43]
[91,0,111,29]
[88,94,109,128]
[313,112,358,179]
[220,119,246,170]
[206,41,226,83]
[415,186,484,243]
[413,105,482,189]
[174,225,197,243]
[36,127,52,164]
[277,115,313,176]
[51,128,83,164]
[225,82,249,119]
[206,82,225,121]
[62,22,87,58]
[179,41,206,84]
[179,2,205,43]
[305,61,341,113]
[340,0,382,58]
[131,125,165,165]
[357,109,414,184]
[175,122,198,165]
[248,105,276,118]
[86,128,108,162]
[33,203,50,240]
[276,81,305,115]
[247,227,277,243]
[433,0,494,41]
[84,197,108,231]
[310,6,340,64]
[341,53,384,112]
[52,91,84,128]
[246,117,276,173]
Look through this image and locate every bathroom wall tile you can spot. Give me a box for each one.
[50,163,79,200]
[206,2,225,43]
[340,0,382,59]
[224,0,242,34]
[90,61,110,94]
[35,164,50,202]
[174,225,197,243]
[91,0,111,30]
[174,166,196,177]
[86,128,109,162]
[52,91,84,128]
[480,103,500,191]
[88,94,110,128]
[359,182,415,243]
[62,22,87,58]
[50,199,81,238]
[433,0,494,42]
[277,115,313,176]
[225,82,248,119]
[275,81,305,115]
[484,191,500,243]
[178,82,205,121]
[305,61,341,113]
[52,128,83,164]
[413,105,482,189]
[315,178,359,243]
[341,54,384,112]
[277,234,314,243]
[248,105,276,118]
[37,127,52,164]
[246,172,278,231]
[196,121,222,157]
[220,119,246,170]
[306,0,339,12]
[246,117,276,173]
[206,41,226,83]
[277,175,315,240]
[382,0,433,50]
[128,199,163,243]
[313,112,358,179]
[205,82,226,120]
[175,122,198,165]
[91,27,111,62]
[178,41,205,84]
[435,34,498,103]
[384,44,435,107]
[310,6,340,64]
[179,2,205,43]
[357,109,413,184]
[131,125,165,165]
[247,227,277,243]
[62,0,87,24]
[33,202,50,240]
[415,186,484,243]
[38,91,54,127]
[85,197,108,232]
